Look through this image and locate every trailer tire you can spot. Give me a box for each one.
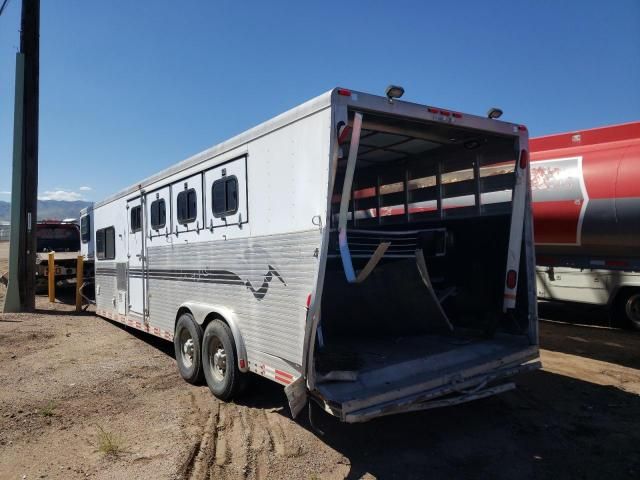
[614,289,640,331]
[202,319,247,401]
[174,312,204,384]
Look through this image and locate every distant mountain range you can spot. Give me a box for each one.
[0,200,92,223]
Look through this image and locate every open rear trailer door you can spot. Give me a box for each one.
[301,94,539,422]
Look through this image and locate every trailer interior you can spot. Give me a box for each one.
[314,111,537,420]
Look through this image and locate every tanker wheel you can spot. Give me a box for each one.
[614,289,640,331]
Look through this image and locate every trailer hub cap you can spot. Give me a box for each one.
[209,337,227,382]
[179,331,194,368]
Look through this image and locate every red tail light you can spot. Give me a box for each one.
[519,149,529,169]
[306,294,312,308]
[338,125,352,144]
[506,270,517,289]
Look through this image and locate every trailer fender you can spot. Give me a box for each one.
[178,301,249,373]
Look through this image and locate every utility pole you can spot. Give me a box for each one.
[3,0,39,312]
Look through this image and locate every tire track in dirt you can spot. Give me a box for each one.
[202,405,296,480]
[178,400,220,480]
[210,404,250,479]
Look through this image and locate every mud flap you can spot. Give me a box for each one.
[284,377,308,419]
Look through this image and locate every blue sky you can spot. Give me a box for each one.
[1,0,639,202]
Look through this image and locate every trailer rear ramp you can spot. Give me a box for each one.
[315,335,539,422]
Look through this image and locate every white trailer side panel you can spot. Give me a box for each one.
[95,106,332,377]
[147,229,321,368]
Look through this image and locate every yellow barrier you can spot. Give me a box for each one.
[48,251,55,302]
[75,255,84,312]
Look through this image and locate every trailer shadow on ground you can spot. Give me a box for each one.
[311,370,640,479]
[102,316,176,358]
[231,367,640,479]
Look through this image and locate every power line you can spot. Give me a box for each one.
[0,0,11,17]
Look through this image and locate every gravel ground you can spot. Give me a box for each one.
[1,244,640,479]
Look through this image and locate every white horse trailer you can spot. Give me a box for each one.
[90,88,540,422]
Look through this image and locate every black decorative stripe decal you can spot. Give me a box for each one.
[97,266,287,301]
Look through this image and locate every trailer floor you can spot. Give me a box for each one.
[0,292,639,479]
[316,332,530,404]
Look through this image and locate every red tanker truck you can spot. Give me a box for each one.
[336,121,639,329]
[532,121,640,329]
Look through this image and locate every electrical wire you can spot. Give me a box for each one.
[0,0,11,17]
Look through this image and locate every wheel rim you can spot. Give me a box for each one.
[208,336,227,382]
[625,293,640,328]
[179,328,194,369]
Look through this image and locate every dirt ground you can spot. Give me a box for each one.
[1,243,640,479]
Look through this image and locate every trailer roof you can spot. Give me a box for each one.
[95,89,335,208]
[95,87,524,208]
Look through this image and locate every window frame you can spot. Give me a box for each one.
[96,226,116,260]
[211,175,239,219]
[80,215,91,244]
[176,188,198,225]
[130,205,142,233]
[150,198,166,230]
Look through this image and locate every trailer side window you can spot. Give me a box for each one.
[177,188,197,224]
[96,229,104,258]
[105,227,115,259]
[212,176,239,218]
[80,215,90,243]
[96,226,116,260]
[130,205,142,233]
[150,199,166,230]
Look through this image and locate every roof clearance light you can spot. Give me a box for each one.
[385,85,405,103]
[337,88,352,97]
[487,107,503,119]
[427,106,459,118]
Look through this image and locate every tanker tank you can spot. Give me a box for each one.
[530,121,640,269]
